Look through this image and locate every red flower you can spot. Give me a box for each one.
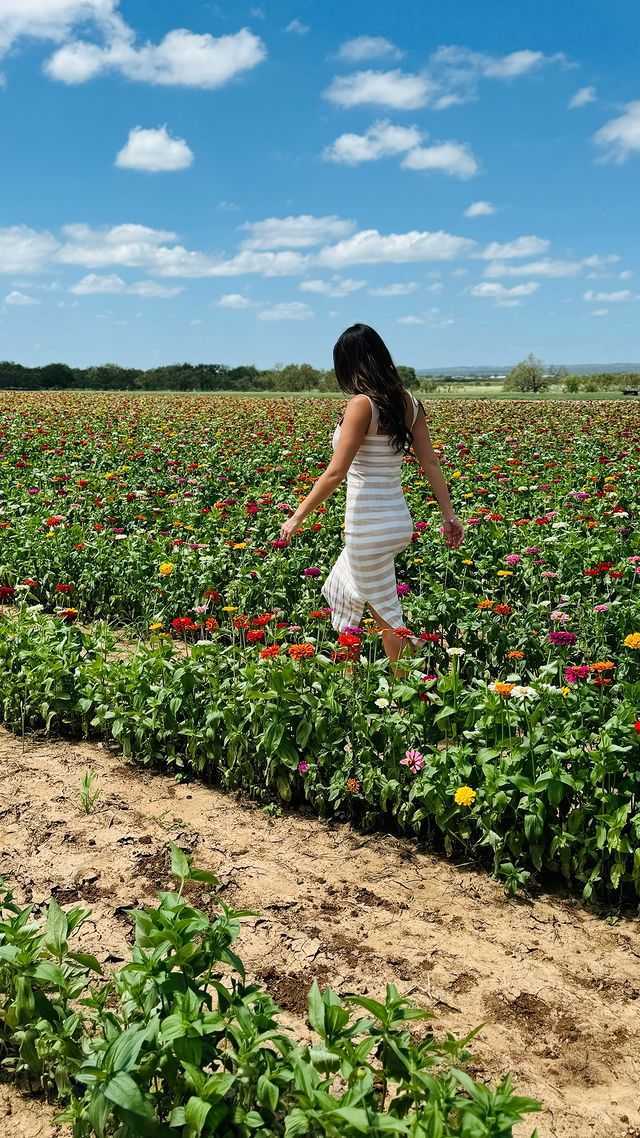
[55,583,73,594]
[493,603,512,616]
[251,612,275,628]
[21,578,38,589]
[260,644,281,660]
[338,632,361,648]
[247,630,265,643]
[288,643,315,661]
[0,585,16,601]
[171,616,197,634]
[204,617,219,632]
[633,721,640,733]
[203,588,222,602]
[233,615,250,630]
[45,515,64,527]
[59,607,78,624]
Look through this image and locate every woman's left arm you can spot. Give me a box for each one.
[279,395,370,542]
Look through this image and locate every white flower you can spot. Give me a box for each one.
[374,697,390,708]
[510,685,539,701]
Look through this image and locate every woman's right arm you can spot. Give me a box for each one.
[411,404,464,549]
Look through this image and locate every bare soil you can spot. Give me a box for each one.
[1,727,639,1138]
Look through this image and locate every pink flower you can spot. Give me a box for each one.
[302,567,321,577]
[564,665,590,684]
[548,630,577,647]
[593,603,609,613]
[271,539,288,549]
[298,761,310,775]
[401,748,425,774]
[397,582,411,596]
[550,609,570,623]
[504,554,521,565]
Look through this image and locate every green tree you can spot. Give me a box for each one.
[505,353,549,393]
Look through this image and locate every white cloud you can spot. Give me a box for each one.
[285,19,309,35]
[592,308,608,317]
[70,272,182,296]
[115,125,193,172]
[0,225,59,273]
[569,85,596,109]
[324,69,434,110]
[0,0,125,57]
[369,281,419,296]
[217,293,252,308]
[337,36,403,62]
[317,228,475,269]
[299,276,366,297]
[465,200,495,217]
[257,301,313,321]
[594,102,640,163]
[479,235,550,260]
[620,269,633,280]
[401,141,478,178]
[240,214,354,250]
[397,315,424,325]
[426,44,568,107]
[324,119,422,165]
[5,289,39,305]
[471,281,539,305]
[44,22,266,89]
[484,258,582,279]
[584,288,633,303]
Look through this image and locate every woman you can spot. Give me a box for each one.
[280,324,464,662]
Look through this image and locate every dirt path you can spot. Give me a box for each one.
[1,728,639,1138]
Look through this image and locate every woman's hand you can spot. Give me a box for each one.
[441,514,464,549]
[279,514,302,544]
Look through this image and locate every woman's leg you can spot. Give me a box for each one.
[367,603,414,667]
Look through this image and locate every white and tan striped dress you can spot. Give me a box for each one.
[322,393,418,632]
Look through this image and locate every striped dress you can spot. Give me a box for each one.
[322,393,418,632]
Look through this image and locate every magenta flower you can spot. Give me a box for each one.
[298,761,310,774]
[593,603,609,613]
[523,546,541,555]
[504,554,521,565]
[547,630,577,646]
[343,625,363,637]
[397,582,411,596]
[414,521,428,532]
[564,665,590,684]
[302,567,321,577]
[271,539,288,549]
[401,748,425,774]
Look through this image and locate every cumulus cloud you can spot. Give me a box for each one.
[594,101,640,163]
[369,282,419,296]
[397,315,425,325]
[5,289,39,305]
[337,36,403,62]
[479,235,550,259]
[317,228,475,269]
[583,288,633,302]
[324,69,434,110]
[285,19,309,35]
[470,280,539,306]
[115,126,193,172]
[0,225,59,273]
[426,44,568,108]
[324,120,422,165]
[465,200,495,217]
[240,214,355,250]
[257,301,313,321]
[569,85,596,109]
[401,141,478,178]
[484,253,620,279]
[299,276,366,297]
[0,0,124,57]
[70,272,182,296]
[217,293,253,308]
[34,5,265,89]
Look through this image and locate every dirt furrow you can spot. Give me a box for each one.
[1,728,639,1138]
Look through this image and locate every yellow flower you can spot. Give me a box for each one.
[496,570,513,577]
[452,470,462,479]
[454,786,476,807]
[624,632,640,649]
[561,686,571,697]
[462,559,473,565]
[159,562,174,577]
[149,622,164,631]
[222,605,238,613]
[233,542,247,550]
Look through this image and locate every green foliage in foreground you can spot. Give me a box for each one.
[0,850,540,1137]
[0,608,639,904]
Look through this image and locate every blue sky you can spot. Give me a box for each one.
[1,0,639,369]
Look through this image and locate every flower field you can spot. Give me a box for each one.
[1,391,640,901]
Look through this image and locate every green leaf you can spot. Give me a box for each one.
[104,1072,153,1118]
[331,1107,370,1132]
[307,980,325,1035]
[170,844,191,881]
[257,1075,279,1113]
[45,896,68,955]
[284,1110,310,1137]
[106,1026,147,1074]
[184,1097,211,1135]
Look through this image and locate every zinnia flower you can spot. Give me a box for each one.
[624,633,640,649]
[288,643,315,660]
[260,645,281,660]
[401,748,425,774]
[547,630,577,647]
[454,786,476,807]
[159,562,174,577]
[302,567,321,577]
[345,777,361,794]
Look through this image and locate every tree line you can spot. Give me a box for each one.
[0,360,418,393]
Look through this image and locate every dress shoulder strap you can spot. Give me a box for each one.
[365,395,380,435]
[408,391,419,427]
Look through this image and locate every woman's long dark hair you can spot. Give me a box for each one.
[333,323,414,453]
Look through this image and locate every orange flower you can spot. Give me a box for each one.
[260,644,281,660]
[493,681,515,697]
[589,660,616,672]
[506,650,525,660]
[477,599,495,610]
[345,777,361,794]
[288,643,315,661]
